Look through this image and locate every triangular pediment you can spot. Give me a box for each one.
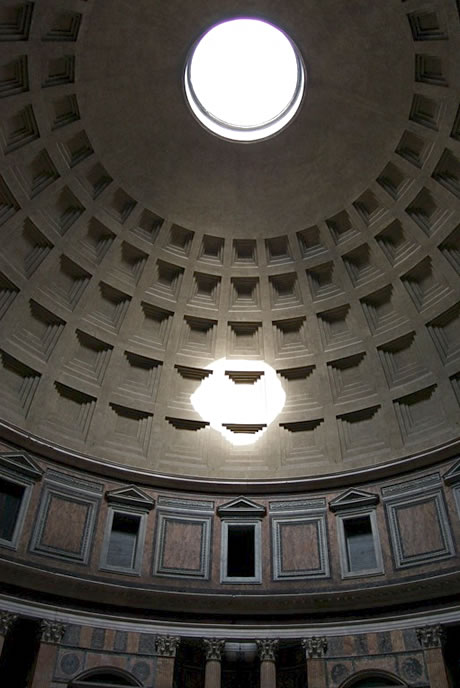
[0,452,43,481]
[217,496,266,518]
[106,485,155,510]
[443,459,460,485]
[329,488,379,512]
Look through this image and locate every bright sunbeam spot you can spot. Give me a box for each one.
[190,359,286,446]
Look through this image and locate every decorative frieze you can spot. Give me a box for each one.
[45,469,104,495]
[158,495,214,511]
[204,638,225,661]
[256,638,279,662]
[0,611,17,636]
[302,636,328,658]
[269,497,326,513]
[155,634,180,657]
[40,620,66,644]
[381,472,441,498]
[416,624,445,649]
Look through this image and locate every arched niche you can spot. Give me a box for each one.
[69,667,143,688]
[339,669,408,688]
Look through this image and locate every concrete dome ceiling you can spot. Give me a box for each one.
[0,0,459,481]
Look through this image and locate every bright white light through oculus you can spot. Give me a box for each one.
[185,18,305,142]
[190,359,286,445]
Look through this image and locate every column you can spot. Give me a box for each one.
[31,620,66,688]
[0,611,17,655]
[416,624,449,688]
[203,638,225,688]
[302,636,328,688]
[155,634,180,688]
[256,638,278,688]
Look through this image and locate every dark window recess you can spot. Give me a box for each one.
[0,617,41,688]
[0,478,25,541]
[173,638,205,688]
[227,524,255,577]
[221,643,259,688]
[444,623,460,688]
[276,642,308,687]
[344,515,377,572]
[106,513,140,569]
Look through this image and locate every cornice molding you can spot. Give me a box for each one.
[1,593,460,640]
[1,421,459,495]
[0,451,43,481]
[1,556,460,619]
[217,496,266,518]
[105,485,155,511]
[329,489,379,513]
[443,458,460,485]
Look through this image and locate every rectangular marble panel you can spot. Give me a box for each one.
[153,511,212,579]
[40,495,89,554]
[281,521,320,570]
[30,481,100,563]
[396,500,444,558]
[271,514,329,580]
[385,490,455,568]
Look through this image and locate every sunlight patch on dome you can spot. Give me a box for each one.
[191,358,286,445]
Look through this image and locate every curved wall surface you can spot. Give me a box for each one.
[1,438,460,686]
[0,0,460,685]
[0,0,458,481]
[1,438,460,618]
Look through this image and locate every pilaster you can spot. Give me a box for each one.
[416,624,449,688]
[31,620,66,688]
[256,638,278,688]
[203,638,225,688]
[302,636,328,688]
[155,634,180,688]
[0,611,17,654]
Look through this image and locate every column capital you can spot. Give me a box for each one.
[0,611,18,636]
[155,634,181,657]
[203,638,225,661]
[416,624,446,649]
[302,636,328,658]
[40,620,66,644]
[256,638,279,662]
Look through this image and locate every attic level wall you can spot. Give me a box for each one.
[0,439,460,617]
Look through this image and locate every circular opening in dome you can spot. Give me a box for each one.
[184,18,305,142]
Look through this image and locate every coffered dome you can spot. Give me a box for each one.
[0,0,459,482]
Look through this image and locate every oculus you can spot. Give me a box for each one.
[184,18,305,142]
